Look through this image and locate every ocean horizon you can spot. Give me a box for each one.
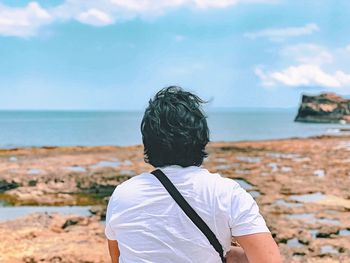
[1,109,349,149]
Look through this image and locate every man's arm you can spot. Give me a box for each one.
[107,239,120,263]
[234,233,282,263]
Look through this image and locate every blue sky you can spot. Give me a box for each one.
[1,0,350,110]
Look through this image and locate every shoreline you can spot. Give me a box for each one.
[0,133,350,154]
[0,127,350,151]
[1,135,350,262]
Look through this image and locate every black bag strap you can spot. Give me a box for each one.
[151,169,226,263]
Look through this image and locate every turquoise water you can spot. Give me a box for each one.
[0,110,349,148]
[0,206,92,221]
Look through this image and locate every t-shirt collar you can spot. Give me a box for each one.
[157,165,201,172]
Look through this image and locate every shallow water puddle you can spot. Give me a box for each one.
[309,229,318,239]
[90,159,120,169]
[266,152,300,159]
[65,166,86,172]
[286,238,305,248]
[286,213,340,225]
[317,218,341,225]
[314,169,325,177]
[234,178,253,190]
[0,206,92,221]
[290,192,326,203]
[292,157,311,162]
[287,213,315,221]
[249,191,261,199]
[339,229,350,236]
[236,156,261,163]
[233,178,259,198]
[235,170,250,175]
[274,199,303,208]
[266,152,310,162]
[215,164,233,170]
[214,158,227,163]
[125,160,133,166]
[321,245,339,254]
[119,170,136,176]
[268,163,278,172]
[27,168,43,175]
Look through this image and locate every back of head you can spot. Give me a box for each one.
[141,86,210,168]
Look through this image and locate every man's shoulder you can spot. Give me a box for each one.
[109,172,153,200]
[198,169,241,190]
[110,168,242,201]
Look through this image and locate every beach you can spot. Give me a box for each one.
[0,135,350,262]
[2,0,349,261]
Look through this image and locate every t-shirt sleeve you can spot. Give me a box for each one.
[104,189,118,240]
[229,185,270,237]
[105,221,117,240]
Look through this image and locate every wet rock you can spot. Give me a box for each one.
[0,180,19,192]
[295,93,350,123]
[316,230,339,238]
[62,218,80,229]
[89,205,106,220]
[28,180,37,187]
[79,183,115,197]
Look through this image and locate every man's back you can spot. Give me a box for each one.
[105,165,269,263]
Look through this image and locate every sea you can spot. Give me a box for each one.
[0,110,349,148]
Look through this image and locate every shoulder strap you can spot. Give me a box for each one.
[151,169,226,263]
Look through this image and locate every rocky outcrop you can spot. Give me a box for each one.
[0,213,108,263]
[295,93,350,123]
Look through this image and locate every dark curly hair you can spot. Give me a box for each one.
[141,86,210,167]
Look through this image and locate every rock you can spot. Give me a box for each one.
[315,195,350,210]
[0,213,108,262]
[1,139,350,261]
[62,218,80,229]
[0,180,19,192]
[295,93,350,123]
[89,205,107,221]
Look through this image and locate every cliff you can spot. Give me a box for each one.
[295,93,350,123]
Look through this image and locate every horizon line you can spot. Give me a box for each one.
[0,107,298,112]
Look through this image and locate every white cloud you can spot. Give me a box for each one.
[193,0,239,9]
[244,23,319,42]
[109,0,274,11]
[256,64,350,89]
[0,0,276,37]
[109,0,186,13]
[280,44,333,65]
[77,9,113,26]
[256,42,350,91]
[0,2,52,37]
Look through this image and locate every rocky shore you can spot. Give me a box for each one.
[1,136,350,262]
[0,213,108,263]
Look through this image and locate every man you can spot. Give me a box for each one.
[105,86,282,262]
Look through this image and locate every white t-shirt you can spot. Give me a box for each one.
[105,165,269,263]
